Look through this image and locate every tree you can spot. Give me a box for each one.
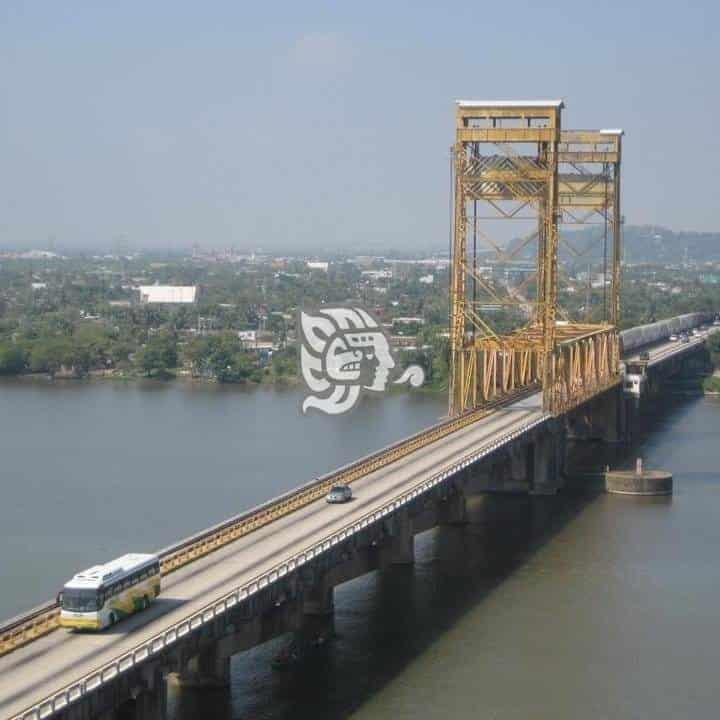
[0,343,26,375]
[182,333,259,383]
[28,338,73,376]
[135,332,178,378]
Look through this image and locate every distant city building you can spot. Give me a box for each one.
[20,250,60,260]
[31,282,47,290]
[238,330,257,344]
[306,262,329,272]
[137,285,198,304]
[393,316,425,325]
[418,274,434,284]
[361,270,392,280]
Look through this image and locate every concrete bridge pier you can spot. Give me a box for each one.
[510,444,532,489]
[57,664,169,720]
[176,646,230,689]
[380,508,415,565]
[599,387,628,444]
[116,666,167,720]
[530,427,564,495]
[303,576,335,616]
[298,573,335,651]
[438,485,468,525]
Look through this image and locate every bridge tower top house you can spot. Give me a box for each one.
[449,100,623,416]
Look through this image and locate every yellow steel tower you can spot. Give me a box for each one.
[449,100,622,417]
[558,129,623,326]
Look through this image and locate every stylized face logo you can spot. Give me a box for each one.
[298,306,424,415]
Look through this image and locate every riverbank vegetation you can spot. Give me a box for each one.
[0,239,719,388]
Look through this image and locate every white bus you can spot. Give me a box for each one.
[58,553,161,630]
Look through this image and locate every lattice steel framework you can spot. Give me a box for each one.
[449,101,623,417]
[558,129,623,326]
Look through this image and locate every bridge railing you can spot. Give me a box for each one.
[0,386,538,659]
[10,407,550,720]
[544,326,621,414]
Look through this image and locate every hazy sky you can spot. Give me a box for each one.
[1,1,718,251]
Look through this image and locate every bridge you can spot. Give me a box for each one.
[1,98,717,720]
[0,316,714,720]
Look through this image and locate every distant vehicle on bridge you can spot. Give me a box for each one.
[326,485,353,504]
[57,553,160,630]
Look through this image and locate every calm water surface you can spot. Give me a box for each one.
[0,379,446,618]
[2,381,720,719]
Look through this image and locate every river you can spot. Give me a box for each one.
[2,381,719,719]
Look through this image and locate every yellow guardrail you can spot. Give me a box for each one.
[158,385,538,575]
[0,602,60,658]
[0,385,539,659]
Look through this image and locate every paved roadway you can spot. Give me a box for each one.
[624,326,716,367]
[0,394,546,720]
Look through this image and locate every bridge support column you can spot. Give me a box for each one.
[297,576,335,653]
[383,508,415,564]
[177,646,230,689]
[438,488,467,525]
[117,666,167,720]
[531,429,563,495]
[303,577,334,616]
[600,387,625,444]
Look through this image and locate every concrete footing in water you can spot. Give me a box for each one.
[605,459,673,496]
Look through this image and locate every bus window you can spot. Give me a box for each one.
[62,588,100,612]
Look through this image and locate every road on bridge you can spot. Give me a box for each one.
[0,394,547,720]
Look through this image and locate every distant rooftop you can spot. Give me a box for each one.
[456,99,564,109]
[600,128,625,135]
[137,285,197,304]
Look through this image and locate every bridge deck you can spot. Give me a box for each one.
[0,394,546,720]
[624,331,710,367]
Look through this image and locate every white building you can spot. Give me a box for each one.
[306,262,329,272]
[137,285,198,304]
[361,270,393,280]
[393,316,425,325]
[238,330,257,344]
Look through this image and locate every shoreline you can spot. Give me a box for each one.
[0,371,446,395]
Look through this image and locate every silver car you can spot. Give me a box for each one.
[326,485,353,504]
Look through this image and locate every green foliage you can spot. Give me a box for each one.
[269,348,298,383]
[135,332,178,378]
[702,375,720,394]
[396,328,449,390]
[28,337,74,375]
[0,343,26,375]
[184,333,259,383]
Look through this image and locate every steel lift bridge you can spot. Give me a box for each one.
[449,100,623,417]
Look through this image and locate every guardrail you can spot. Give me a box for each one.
[0,384,540,660]
[0,602,60,659]
[12,408,550,720]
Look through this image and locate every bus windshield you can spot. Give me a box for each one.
[62,588,100,612]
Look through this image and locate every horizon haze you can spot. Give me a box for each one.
[1,1,718,252]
